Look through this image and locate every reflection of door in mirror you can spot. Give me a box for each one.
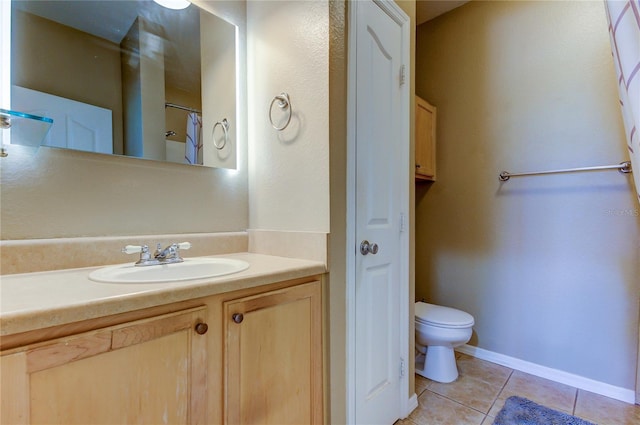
[12,85,113,154]
[9,0,237,169]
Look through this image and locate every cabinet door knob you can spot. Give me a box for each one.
[232,313,244,324]
[194,322,208,335]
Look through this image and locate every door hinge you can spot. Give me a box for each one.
[399,64,406,86]
[400,357,406,378]
[400,213,406,232]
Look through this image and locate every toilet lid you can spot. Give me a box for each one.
[415,302,474,329]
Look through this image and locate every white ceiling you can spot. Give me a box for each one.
[16,0,468,41]
[416,0,470,25]
[17,0,469,44]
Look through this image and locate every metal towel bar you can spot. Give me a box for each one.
[499,161,632,181]
[165,102,201,114]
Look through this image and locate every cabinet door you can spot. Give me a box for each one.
[1,306,208,425]
[224,280,322,425]
[415,96,437,181]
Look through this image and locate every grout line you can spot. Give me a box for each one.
[488,368,515,415]
[424,388,489,416]
[416,382,426,397]
[572,389,579,415]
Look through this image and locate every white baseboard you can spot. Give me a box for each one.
[403,393,419,418]
[456,344,636,404]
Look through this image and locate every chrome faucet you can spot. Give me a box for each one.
[122,242,192,266]
[154,243,180,263]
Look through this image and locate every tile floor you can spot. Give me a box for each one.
[398,353,640,425]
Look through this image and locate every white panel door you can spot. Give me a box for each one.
[354,1,406,423]
[11,85,113,154]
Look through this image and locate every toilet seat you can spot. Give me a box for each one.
[415,302,474,329]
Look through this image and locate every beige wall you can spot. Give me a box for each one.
[246,0,330,233]
[328,0,348,420]
[416,0,639,391]
[201,9,237,169]
[1,1,248,240]
[12,10,124,153]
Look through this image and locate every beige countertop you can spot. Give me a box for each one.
[0,252,326,337]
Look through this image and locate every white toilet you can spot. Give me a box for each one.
[415,301,474,383]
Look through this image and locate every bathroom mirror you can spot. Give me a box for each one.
[10,0,237,168]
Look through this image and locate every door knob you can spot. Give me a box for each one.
[232,313,244,324]
[360,240,379,255]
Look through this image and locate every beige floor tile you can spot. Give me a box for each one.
[456,354,513,387]
[574,390,640,425]
[480,415,494,425]
[426,355,512,414]
[415,374,430,396]
[487,370,576,417]
[395,418,419,425]
[410,355,635,425]
[488,397,508,421]
[428,376,502,415]
[407,390,486,425]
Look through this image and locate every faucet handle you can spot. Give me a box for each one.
[177,242,191,250]
[122,245,147,255]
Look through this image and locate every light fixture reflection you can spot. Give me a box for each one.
[153,0,190,10]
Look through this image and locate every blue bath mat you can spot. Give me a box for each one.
[493,396,596,425]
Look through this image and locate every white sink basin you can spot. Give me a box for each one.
[89,257,250,283]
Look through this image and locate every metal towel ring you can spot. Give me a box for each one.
[212,118,229,150]
[269,92,292,131]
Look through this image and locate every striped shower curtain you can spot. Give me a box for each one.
[185,112,202,165]
[604,0,640,203]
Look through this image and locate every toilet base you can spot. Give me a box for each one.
[415,346,459,383]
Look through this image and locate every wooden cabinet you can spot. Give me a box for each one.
[0,276,324,425]
[1,306,208,425]
[415,95,437,181]
[223,280,323,425]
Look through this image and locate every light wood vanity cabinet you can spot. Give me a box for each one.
[224,280,322,425]
[1,306,208,425]
[0,276,323,425]
[415,95,437,181]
